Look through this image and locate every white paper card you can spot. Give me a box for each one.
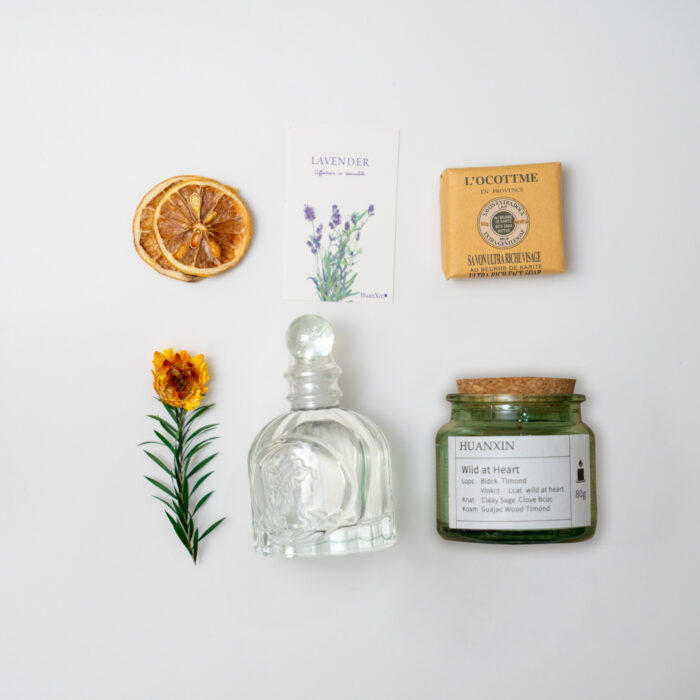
[283,127,399,302]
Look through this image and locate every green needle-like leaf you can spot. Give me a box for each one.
[192,490,214,515]
[154,431,177,456]
[187,452,218,479]
[199,518,225,540]
[147,415,178,438]
[184,437,219,467]
[185,424,218,444]
[171,499,187,524]
[145,476,177,498]
[191,471,214,495]
[165,511,192,555]
[162,402,179,423]
[182,465,189,511]
[152,495,178,513]
[143,450,174,477]
[184,403,215,428]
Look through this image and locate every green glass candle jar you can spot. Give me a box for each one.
[436,377,597,544]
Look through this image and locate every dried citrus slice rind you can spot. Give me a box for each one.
[133,175,200,282]
[154,178,252,277]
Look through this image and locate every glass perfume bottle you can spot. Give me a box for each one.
[248,314,397,557]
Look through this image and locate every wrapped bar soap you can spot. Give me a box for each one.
[440,162,565,279]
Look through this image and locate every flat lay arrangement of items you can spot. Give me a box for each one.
[134,140,598,559]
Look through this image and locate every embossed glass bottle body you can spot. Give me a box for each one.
[248,315,396,557]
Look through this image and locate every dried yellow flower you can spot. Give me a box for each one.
[152,349,209,410]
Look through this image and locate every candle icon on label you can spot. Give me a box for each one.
[577,459,585,483]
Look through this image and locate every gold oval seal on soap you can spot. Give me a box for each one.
[478,197,530,249]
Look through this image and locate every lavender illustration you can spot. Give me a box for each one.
[304,203,375,301]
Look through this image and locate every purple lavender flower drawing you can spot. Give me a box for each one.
[304,203,375,301]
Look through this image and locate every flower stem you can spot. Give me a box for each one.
[175,407,196,563]
[143,400,224,564]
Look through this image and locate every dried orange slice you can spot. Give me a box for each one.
[133,176,199,282]
[154,178,252,277]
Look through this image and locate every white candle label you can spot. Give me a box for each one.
[447,435,591,530]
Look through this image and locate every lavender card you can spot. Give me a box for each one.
[283,127,399,303]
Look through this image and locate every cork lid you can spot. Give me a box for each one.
[456,377,576,395]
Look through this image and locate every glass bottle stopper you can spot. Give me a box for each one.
[285,315,342,409]
[286,314,335,359]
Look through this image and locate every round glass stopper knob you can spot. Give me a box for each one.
[286,315,335,359]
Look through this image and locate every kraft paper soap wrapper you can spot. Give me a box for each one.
[440,162,565,279]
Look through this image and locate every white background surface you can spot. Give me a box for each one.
[1,1,698,698]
